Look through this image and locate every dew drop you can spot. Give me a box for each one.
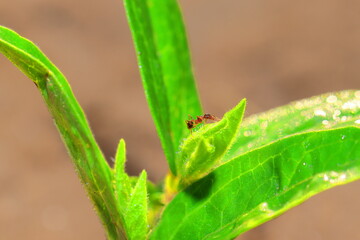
[339,173,347,181]
[323,171,348,184]
[259,202,274,216]
[314,109,327,117]
[326,95,337,103]
[342,101,357,110]
[259,202,269,212]
[323,174,329,181]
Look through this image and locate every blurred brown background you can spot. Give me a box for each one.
[0,0,360,239]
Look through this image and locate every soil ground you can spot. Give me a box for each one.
[0,0,359,239]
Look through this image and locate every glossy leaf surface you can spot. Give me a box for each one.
[225,90,360,159]
[0,26,126,240]
[152,127,360,240]
[152,91,360,239]
[123,0,202,174]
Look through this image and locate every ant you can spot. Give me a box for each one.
[186,113,220,132]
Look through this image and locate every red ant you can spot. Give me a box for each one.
[186,113,220,132]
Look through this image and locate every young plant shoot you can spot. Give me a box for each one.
[0,0,359,239]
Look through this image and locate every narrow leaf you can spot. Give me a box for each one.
[126,170,148,240]
[113,139,132,213]
[0,26,126,239]
[123,0,202,175]
[176,99,246,187]
[151,127,360,240]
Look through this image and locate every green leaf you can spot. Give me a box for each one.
[123,0,202,175]
[113,140,149,240]
[151,126,360,240]
[225,90,360,160]
[113,139,132,213]
[176,99,246,188]
[125,171,148,240]
[0,26,126,239]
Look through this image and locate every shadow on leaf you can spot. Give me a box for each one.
[184,172,215,200]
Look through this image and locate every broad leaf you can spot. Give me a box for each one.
[152,91,360,239]
[151,127,360,240]
[0,26,126,239]
[225,90,360,159]
[123,0,202,175]
[176,99,246,188]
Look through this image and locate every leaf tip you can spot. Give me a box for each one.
[114,138,127,172]
[139,169,147,180]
